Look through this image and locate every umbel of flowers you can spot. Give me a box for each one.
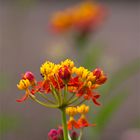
[50,1,106,33]
[17,59,107,140]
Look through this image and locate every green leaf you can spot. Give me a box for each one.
[0,115,19,135]
[93,90,128,132]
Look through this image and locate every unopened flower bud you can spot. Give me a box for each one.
[57,127,63,139]
[93,68,107,84]
[52,136,59,140]
[93,68,102,79]
[59,66,71,83]
[48,129,58,139]
[71,130,79,140]
[22,71,36,85]
[96,75,107,84]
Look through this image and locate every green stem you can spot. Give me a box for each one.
[74,99,86,107]
[78,128,84,140]
[67,93,75,103]
[50,85,60,105]
[61,108,69,140]
[54,75,62,105]
[54,89,60,105]
[55,89,62,106]
[68,96,80,105]
[64,84,68,103]
[30,95,58,108]
[37,92,55,104]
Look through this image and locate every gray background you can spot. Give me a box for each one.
[0,0,140,140]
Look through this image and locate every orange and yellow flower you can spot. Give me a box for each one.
[17,59,107,139]
[77,104,96,128]
[66,107,80,130]
[66,104,96,130]
[50,2,107,33]
[17,72,36,102]
[17,59,107,106]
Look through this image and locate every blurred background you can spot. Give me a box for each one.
[0,0,140,140]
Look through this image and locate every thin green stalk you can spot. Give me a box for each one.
[61,108,69,140]
[55,89,62,106]
[53,89,61,105]
[30,95,58,108]
[66,93,75,103]
[78,128,84,140]
[37,92,55,104]
[50,85,60,105]
[74,99,86,107]
[68,96,80,105]
[64,84,68,103]
[54,75,62,105]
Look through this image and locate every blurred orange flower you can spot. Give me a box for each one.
[50,2,107,33]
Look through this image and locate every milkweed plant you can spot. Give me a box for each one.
[17,1,108,140]
[17,59,107,140]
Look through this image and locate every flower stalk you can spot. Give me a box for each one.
[61,107,69,140]
[37,92,55,104]
[30,94,58,108]
[78,128,83,140]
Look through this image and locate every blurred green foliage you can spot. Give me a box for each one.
[76,40,140,139]
[93,90,128,135]
[82,43,104,69]
[96,58,140,135]
[0,115,19,135]
[0,73,20,135]
[101,58,140,94]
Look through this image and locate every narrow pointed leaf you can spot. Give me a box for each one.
[93,90,128,132]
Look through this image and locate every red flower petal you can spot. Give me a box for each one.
[16,92,29,102]
[77,117,96,128]
[92,96,100,106]
[77,117,89,127]
[67,119,80,130]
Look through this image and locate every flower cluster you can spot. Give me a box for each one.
[50,2,106,33]
[17,59,107,140]
[66,104,95,130]
[48,127,63,140]
[17,59,106,106]
[48,127,78,140]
